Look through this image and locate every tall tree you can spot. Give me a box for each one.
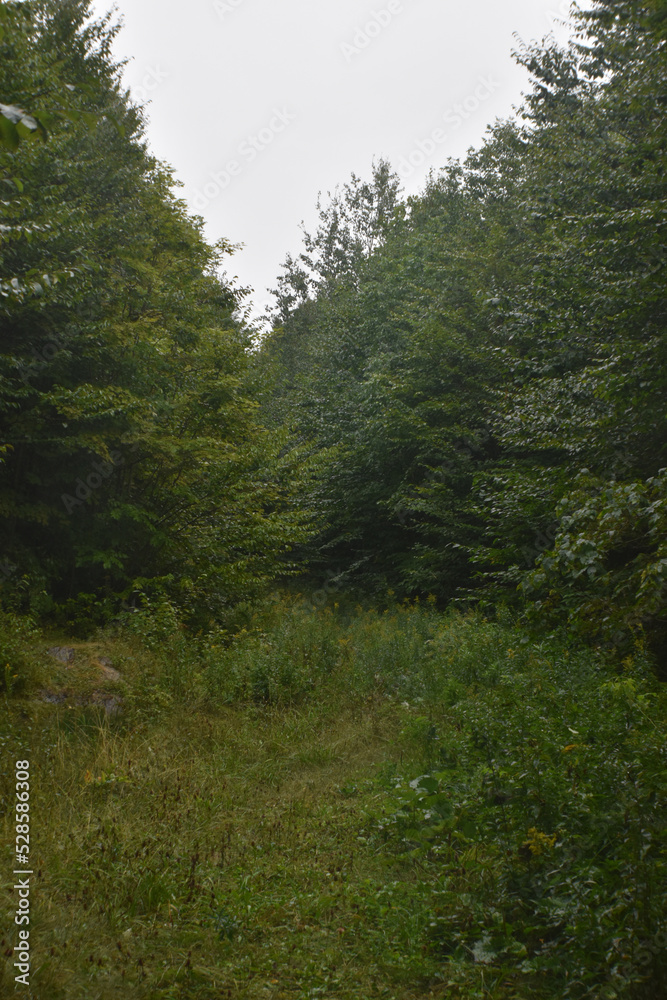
[0,0,312,628]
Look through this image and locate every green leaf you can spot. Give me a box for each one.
[0,111,19,150]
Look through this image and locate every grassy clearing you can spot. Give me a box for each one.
[0,601,665,999]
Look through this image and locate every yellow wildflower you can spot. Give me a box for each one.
[523,827,557,856]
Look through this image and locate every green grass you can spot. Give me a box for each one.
[0,600,665,998]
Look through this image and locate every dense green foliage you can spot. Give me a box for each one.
[1,600,665,997]
[2,0,664,659]
[0,0,312,629]
[261,0,667,669]
[1,2,666,997]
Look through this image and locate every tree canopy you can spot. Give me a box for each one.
[259,0,666,668]
[1,0,665,665]
[0,0,314,630]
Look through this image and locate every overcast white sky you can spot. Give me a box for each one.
[90,0,580,318]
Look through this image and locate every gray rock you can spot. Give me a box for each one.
[90,691,123,716]
[99,662,121,682]
[39,688,122,716]
[47,646,75,664]
[39,689,70,704]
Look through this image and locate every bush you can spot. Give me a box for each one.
[113,598,205,702]
[374,625,667,999]
[49,592,114,638]
[522,469,667,676]
[0,610,40,694]
[203,598,343,704]
[117,597,184,650]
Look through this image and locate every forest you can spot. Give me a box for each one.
[0,1,665,998]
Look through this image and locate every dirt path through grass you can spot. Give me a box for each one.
[4,610,664,1000]
[3,680,439,1000]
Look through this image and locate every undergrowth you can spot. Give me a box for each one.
[0,597,664,998]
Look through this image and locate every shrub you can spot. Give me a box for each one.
[203,598,342,704]
[0,610,39,694]
[374,628,667,999]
